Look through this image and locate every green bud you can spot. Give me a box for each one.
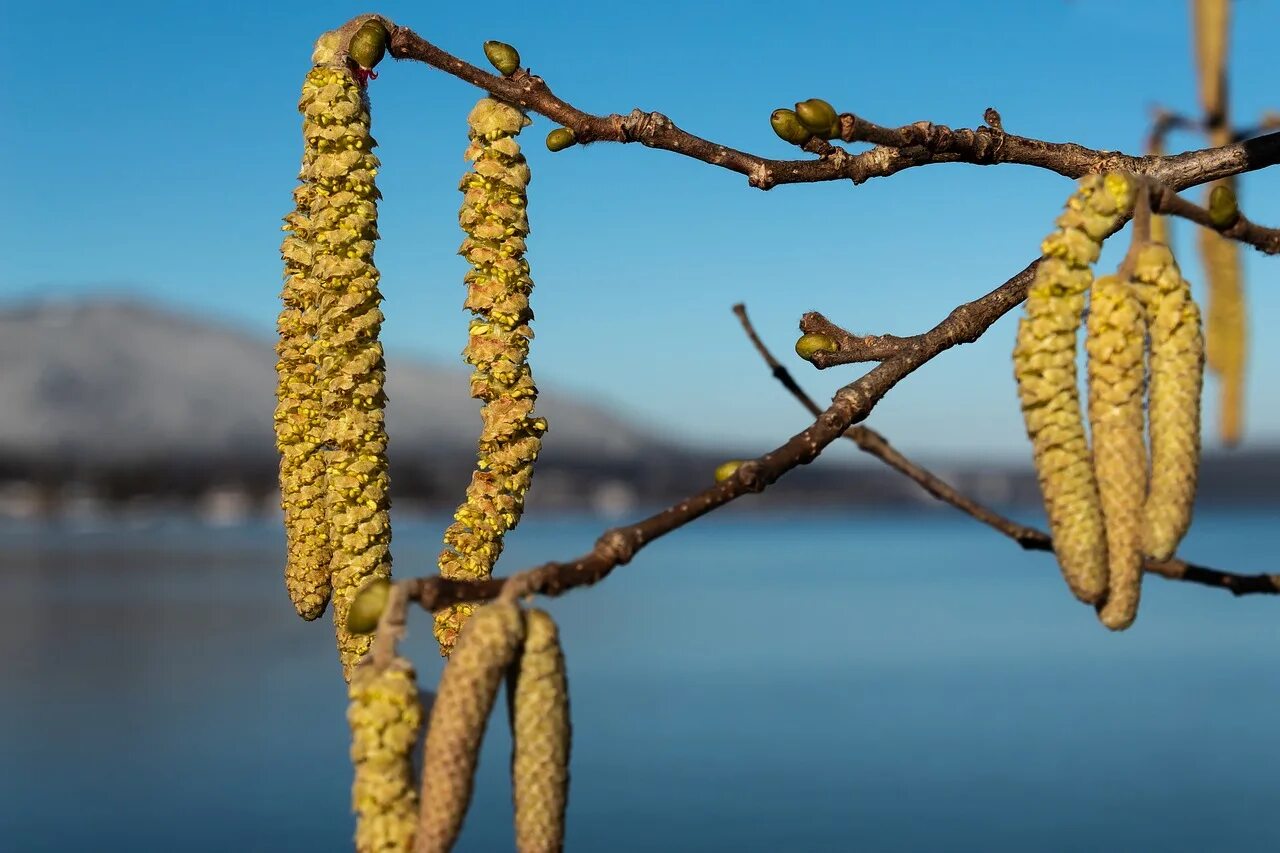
[825,116,842,141]
[714,460,744,483]
[347,577,391,635]
[484,40,521,76]
[794,99,838,135]
[546,127,576,152]
[770,109,811,145]
[1208,184,1239,228]
[348,20,388,70]
[795,332,837,361]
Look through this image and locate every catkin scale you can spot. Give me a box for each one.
[1013,173,1135,605]
[435,99,547,655]
[508,610,571,853]
[282,47,393,677]
[348,658,423,852]
[1086,275,1148,631]
[415,602,526,853]
[1132,244,1204,560]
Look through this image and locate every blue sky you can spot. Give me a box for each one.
[4,0,1278,461]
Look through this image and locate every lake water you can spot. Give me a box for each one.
[1,508,1277,852]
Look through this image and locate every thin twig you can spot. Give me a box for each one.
[387,25,1280,192]
[732,304,1280,596]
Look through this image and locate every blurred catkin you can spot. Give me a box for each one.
[1198,207,1246,446]
[1192,0,1229,122]
[1086,275,1149,631]
[349,657,423,852]
[1013,173,1135,605]
[1192,0,1245,445]
[281,36,393,677]
[416,602,525,853]
[508,609,570,853]
[1133,244,1204,560]
[435,98,547,655]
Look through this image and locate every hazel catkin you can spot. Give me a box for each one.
[1085,274,1148,631]
[348,657,423,852]
[1198,207,1246,446]
[415,602,526,853]
[435,98,547,655]
[288,50,395,678]
[508,609,571,853]
[1013,172,1136,605]
[1131,243,1204,561]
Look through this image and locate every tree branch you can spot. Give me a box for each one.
[387,25,1280,191]
[731,303,1280,597]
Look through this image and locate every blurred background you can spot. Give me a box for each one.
[2,1,1278,850]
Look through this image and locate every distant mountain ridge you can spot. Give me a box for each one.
[1,297,1275,513]
[0,298,694,502]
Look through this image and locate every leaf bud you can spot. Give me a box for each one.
[546,127,576,152]
[1208,184,1239,228]
[348,20,388,70]
[795,332,837,361]
[346,576,391,635]
[770,109,812,145]
[714,460,744,483]
[794,99,838,135]
[484,40,521,76]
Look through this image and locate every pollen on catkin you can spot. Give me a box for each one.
[434,98,547,655]
[278,131,332,621]
[1013,172,1136,605]
[1086,274,1148,631]
[348,657,422,853]
[287,45,392,677]
[416,602,526,853]
[1132,243,1204,560]
[508,609,571,853]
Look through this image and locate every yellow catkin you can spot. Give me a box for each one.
[416,602,526,853]
[349,657,423,853]
[288,53,392,677]
[1086,275,1149,631]
[508,609,571,853]
[277,54,338,621]
[1193,0,1229,122]
[1013,172,1136,605]
[1198,208,1246,446]
[1133,244,1205,559]
[1192,0,1245,446]
[434,98,547,655]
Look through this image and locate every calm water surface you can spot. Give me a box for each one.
[1,509,1277,852]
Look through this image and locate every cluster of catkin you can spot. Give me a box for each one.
[418,604,571,852]
[277,21,393,677]
[434,98,548,656]
[1014,174,1204,630]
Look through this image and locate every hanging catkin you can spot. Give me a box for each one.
[1085,275,1148,630]
[276,34,348,621]
[1192,0,1246,445]
[349,657,423,852]
[508,609,571,853]
[435,98,547,655]
[416,601,526,853]
[1013,172,1135,605]
[282,21,394,678]
[1198,211,1246,446]
[1132,243,1204,560]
